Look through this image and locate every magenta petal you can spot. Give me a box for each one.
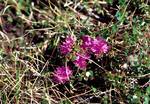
[53,66,72,84]
[80,35,93,50]
[90,37,109,55]
[73,53,90,69]
[60,35,76,55]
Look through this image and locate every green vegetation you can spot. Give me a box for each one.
[0,0,150,103]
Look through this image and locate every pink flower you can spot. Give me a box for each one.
[73,53,90,69]
[53,66,72,84]
[80,35,109,56]
[80,35,93,50]
[91,37,109,55]
[60,35,76,55]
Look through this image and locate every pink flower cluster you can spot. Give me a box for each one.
[73,53,90,69]
[73,35,109,69]
[53,66,72,84]
[60,35,76,55]
[53,35,109,84]
[81,35,109,55]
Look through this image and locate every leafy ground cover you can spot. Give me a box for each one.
[0,0,150,103]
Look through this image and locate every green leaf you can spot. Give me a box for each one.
[119,0,126,6]
[60,99,71,104]
[1,92,7,104]
[146,86,150,95]
[86,70,93,78]
[144,95,149,104]
[112,24,118,33]
[91,86,97,92]
[106,0,113,4]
